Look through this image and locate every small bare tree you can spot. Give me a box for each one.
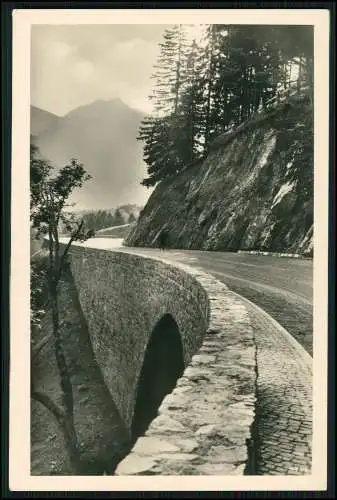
[30,143,94,473]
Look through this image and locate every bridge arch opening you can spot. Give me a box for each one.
[131,314,185,444]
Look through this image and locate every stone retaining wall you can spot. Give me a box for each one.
[115,268,257,475]
[237,250,312,259]
[66,246,210,430]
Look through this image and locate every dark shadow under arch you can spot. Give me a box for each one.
[131,314,185,444]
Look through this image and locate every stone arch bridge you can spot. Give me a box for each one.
[63,243,312,476]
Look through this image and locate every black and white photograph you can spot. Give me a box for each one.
[9,8,330,492]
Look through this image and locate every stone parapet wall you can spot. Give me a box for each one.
[237,250,312,259]
[65,246,210,430]
[63,244,257,476]
[112,255,257,476]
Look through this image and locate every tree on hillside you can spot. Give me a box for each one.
[138,25,189,187]
[139,24,313,187]
[175,39,205,163]
[273,25,314,100]
[149,24,188,116]
[30,143,94,474]
[128,212,137,224]
[113,208,125,226]
[139,115,181,187]
[199,24,226,150]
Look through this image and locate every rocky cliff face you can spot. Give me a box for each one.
[126,97,313,256]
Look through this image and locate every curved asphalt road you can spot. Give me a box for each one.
[78,239,312,355]
[66,238,313,476]
[128,247,313,354]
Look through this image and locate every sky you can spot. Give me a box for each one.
[31,24,205,116]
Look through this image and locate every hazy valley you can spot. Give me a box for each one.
[31,99,151,211]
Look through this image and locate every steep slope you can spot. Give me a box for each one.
[31,100,150,210]
[126,96,313,256]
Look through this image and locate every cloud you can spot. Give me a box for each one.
[73,60,95,80]
[31,24,170,115]
[49,40,76,60]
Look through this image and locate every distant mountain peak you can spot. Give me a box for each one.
[30,96,149,210]
[30,105,61,136]
[90,97,123,105]
[31,105,62,117]
[63,97,144,121]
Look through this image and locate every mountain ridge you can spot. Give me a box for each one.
[30,106,61,136]
[30,99,152,210]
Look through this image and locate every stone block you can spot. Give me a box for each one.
[176,439,199,453]
[149,415,188,434]
[132,437,180,455]
[157,453,199,462]
[115,454,158,475]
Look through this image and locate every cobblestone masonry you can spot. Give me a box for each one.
[65,245,256,475]
[237,295,312,476]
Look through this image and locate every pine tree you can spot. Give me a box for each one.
[113,208,124,226]
[139,116,177,187]
[128,212,136,224]
[210,26,237,134]
[139,24,313,187]
[200,24,218,151]
[138,25,189,187]
[175,39,205,164]
[148,25,188,117]
[197,25,237,148]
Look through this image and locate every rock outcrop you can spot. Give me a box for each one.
[126,96,313,256]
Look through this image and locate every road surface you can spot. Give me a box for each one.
[71,237,313,355]
[142,247,313,355]
[63,237,313,475]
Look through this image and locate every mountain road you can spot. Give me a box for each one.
[62,237,314,475]
[74,237,313,356]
